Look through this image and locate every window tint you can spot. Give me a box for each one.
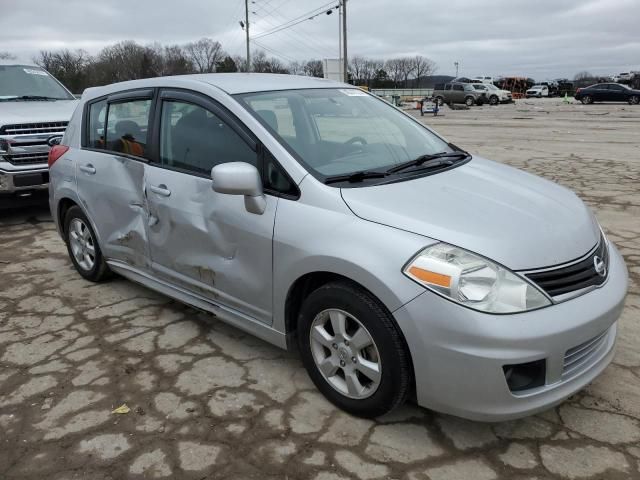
[87,99,107,149]
[445,84,452,90]
[105,100,151,158]
[453,84,464,91]
[159,100,256,175]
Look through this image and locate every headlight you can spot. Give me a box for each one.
[403,243,551,313]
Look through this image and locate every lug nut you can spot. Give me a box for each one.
[332,343,338,349]
[351,356,357,363]
[344,340,350,346]
[340,360,346,367]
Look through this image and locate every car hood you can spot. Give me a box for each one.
[0,100,78,127]
[340,157,600,270]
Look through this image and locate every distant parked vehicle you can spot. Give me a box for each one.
[574,83,640,105]
[470,84,512,105]
[433,82,486,106]
[526,85,549,98]
[473,76,495,85]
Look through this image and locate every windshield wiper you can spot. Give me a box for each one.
[324,170,388,185]
[386,151,470,174]
[0,95,64,101]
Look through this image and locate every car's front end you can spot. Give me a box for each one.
[0,64,77,208]
[393,234,626,421]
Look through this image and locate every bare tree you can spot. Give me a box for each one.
[349,55,368,84]
[33,49,91,93]
[363,58,383,87]
[303,59,323,78]
[397,57,415,87]
[0,51,16,60]
[288,61,304,75]
[384,58,404,87]
[251,50,289,74]
[574,71,594,81]
[183,38,224,73]
[411,55,437,87]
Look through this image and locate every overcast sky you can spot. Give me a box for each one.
[2,0,639,80]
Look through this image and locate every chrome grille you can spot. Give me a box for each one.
[0,121,67,136]
[525,236,608,298]
[3,152,49,165]
[563,329,608,377]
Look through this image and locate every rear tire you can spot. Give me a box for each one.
[297,281,411,418]
[581,95,593,105]
[435,96,444,106]
[64,206,110,282]
[629,95,640,105]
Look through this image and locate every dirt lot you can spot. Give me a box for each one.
[1,98,639,479]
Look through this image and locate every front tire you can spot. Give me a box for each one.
[629,95,640,105]
[465,96,475,107]
[435,96,444,106]
[297,281,411,418]
[489,95,499,105]
[64,206,110,282]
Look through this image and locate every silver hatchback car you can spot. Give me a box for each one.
[49,74,628,421]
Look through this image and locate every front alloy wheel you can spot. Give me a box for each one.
[297,281,411,418]
[629,95,640,105]
[465,96,475,107]
[581,95,593,104]
[309,309,381,399]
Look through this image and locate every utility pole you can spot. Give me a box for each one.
[342,0,348,83]
[454,61,459,78]
[245,0,250,72]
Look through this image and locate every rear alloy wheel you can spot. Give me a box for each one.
[629,95,640,105]
[297,281,411,418]
[465,96,475,107]
[581,95,593,105]
[64,206,110,282]
[489,95,499,106]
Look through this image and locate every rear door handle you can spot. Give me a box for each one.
[79,164,96,175]
[149,184,171,197]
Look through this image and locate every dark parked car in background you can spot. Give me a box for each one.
[574,83,640,105]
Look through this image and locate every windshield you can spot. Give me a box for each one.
[0,65,74,100]
[236,88,452,178]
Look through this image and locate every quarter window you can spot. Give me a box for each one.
[159,100,256,175]
[87,99,107,149]
[105,99,151,158]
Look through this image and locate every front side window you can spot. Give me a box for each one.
[237,88,452,179]
[159,100,256,175]
[105,100,151,158]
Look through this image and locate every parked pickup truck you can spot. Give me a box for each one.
[433,82,486,106]
[0,62,78,208]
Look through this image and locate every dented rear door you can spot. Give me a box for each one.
[76,91,153,269]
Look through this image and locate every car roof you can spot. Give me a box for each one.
[83,73,349,99]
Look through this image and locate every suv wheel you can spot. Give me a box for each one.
[629,95,640,105]
[581,95,593,105]
[435,96,444,106]
[489,95,499,105]
[297,281,411,418]
[465,96,475,107]
[64,206,110,282]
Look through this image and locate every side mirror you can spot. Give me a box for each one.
[211,162,266,215]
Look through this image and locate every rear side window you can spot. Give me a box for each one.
[105,100,151,158]
[159,100,256,176]
[453,85,464,91]
[87,100,107,149]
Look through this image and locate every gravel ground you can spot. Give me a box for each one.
[0,98,638,479]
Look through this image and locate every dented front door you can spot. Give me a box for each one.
[143,165,277,324]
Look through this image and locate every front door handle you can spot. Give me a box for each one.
[79,164,96,175]
[149,184,171,197]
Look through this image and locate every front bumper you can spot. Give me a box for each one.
[0,162,49,208]
[393,243,628,421]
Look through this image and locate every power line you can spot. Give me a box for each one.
[253,40,296,63]
[252,1,338,39]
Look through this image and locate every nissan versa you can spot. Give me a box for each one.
[49,74,628,421]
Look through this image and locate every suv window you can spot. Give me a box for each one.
[105,100,151,158]
[445,84,452,91]
[87,99,107,149]
[159,100,256,175]
[453,84,464,91]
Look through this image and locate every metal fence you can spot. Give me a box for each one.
[371,88,434,98]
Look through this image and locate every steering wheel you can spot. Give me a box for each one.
[344,136,368,145]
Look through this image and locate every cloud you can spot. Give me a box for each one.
[2,0,638,79]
